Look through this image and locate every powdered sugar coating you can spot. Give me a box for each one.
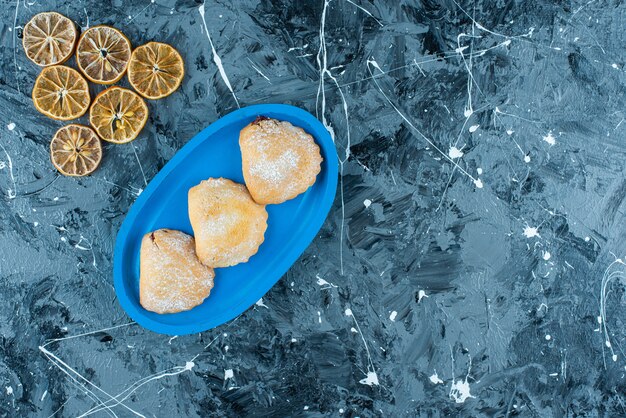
[240,118,323,204]
[188,178,268,268]
[248,148,300,184]
[140,229,215,314]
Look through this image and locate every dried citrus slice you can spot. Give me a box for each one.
[50,124,102,177]
[89,86,148,144]
[128,42,185,100]
[22,12,77,67]
[76,25,131,84]
[32,65,90,120]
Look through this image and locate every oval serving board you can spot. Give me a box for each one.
[114,104,338,335]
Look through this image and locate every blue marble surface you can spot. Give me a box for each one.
[1,0,625,416]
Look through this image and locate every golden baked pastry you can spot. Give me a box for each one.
[188,178,268,268]
[140,229,215,314]
[239,117,323,205]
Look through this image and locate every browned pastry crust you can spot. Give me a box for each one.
[239,118,323,205]
[140,229,215,314]
[188,178,268,268]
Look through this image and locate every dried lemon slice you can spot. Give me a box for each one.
[128,42,185,100]
[50,124,102,176]
[32,65,90,120]
[89,86,148,144]
[76,25,131,84]
[23,12,77,67]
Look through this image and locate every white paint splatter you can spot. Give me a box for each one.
[346,307,379,386]
[474,179,483,189]
[429,372,443,384]
[524,155,531,163]
[584,236,590,242]
[5,386,13,395]
[346,0,383,26]
[0,142,16,199]
[288,44,308,52]
[417,290,428,302]
[317,1,352,277]
[363,199,372,208]
[448,146,464,159]
[599,259,626,366]
[389,311,397,321]
[255,298,268,309]
[224,369,233,380]
[542,131,556,146]
[359,370,379,386]
[7,123,15,131]
[523,226,540,238]
[469,124,479,133]
[543,251,551,261]
[506,129,514,135]
[367,58,481,187]
[198,3,240,107]
[316,275,337,288]
[80,7,90,30]
[12,0,21,94]
[449,379,474,403]
[39,343,145,417]
[247,58,271,83]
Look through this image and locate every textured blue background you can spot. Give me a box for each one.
[1,0,625,416]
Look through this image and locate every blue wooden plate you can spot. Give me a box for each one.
[113,104,338,335]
